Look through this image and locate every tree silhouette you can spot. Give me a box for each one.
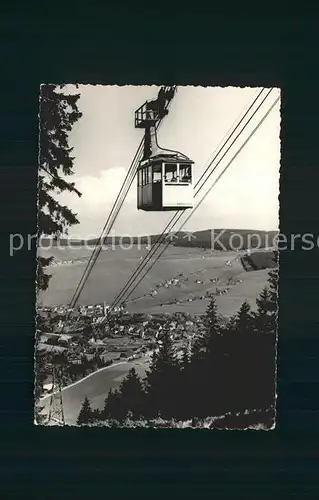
[102,389,124,422]
[234,300,252,332]
[225,300,258,413]
[203,297,220,338]
[250,269,278,411]
[92,268,278,427]
[189,297,224,417]
[146,327,180,419]
[38,84,82,291]
[77,396,93,425]
[117,368,146,420]
[255,288,273,334]
[256,287,272,314]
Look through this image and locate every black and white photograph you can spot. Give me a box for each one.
[34,85,280,428]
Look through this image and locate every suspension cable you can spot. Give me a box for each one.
[119,95,280,308]
[109,89,268,310]
[68,89,177,309]
[110,92,279,311]
[69,139,143,308]
[109,88,272,312]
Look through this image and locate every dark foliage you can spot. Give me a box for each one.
[37,84,82,292]
[145,328,181,419]
[78,269,278,428]
[77,396,93,425]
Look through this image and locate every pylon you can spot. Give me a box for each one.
[47,365,65,426]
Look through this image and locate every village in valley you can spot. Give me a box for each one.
[38,307,199,390]
[37,268,233,397]
[36,84,280,428]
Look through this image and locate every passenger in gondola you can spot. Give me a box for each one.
[181,167,191,182]
[171,171,178,182]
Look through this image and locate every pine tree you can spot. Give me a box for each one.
[255,269,278,409]
[38,84,82,291]
[203,296,220,335]
[117,368,146,420]
[103,389,124,422]
[91,408,101,422]
[146,328,180,419]
[188,297,225,418]
[234,271,278,414]
[235,300,252,332]
[254,268,278,336]
[255,287,273,334]
[202,297,229,416]
[226,301,257,413]
[77,396,93,425]
[185,297,222,418]
[101,390,112,420]
[256,287,272,315]
[191,297,220,362]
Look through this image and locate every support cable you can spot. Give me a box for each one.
[110,92,279,311]
[109,88,272,311]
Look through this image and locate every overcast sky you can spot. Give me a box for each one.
[55,85,281,238]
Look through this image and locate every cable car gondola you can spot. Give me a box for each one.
[135,87,194,211]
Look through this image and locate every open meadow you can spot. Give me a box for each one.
[38,245,271,318]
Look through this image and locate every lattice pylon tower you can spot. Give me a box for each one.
[47,365,65,426]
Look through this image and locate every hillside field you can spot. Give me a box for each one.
[38,245,274,318]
